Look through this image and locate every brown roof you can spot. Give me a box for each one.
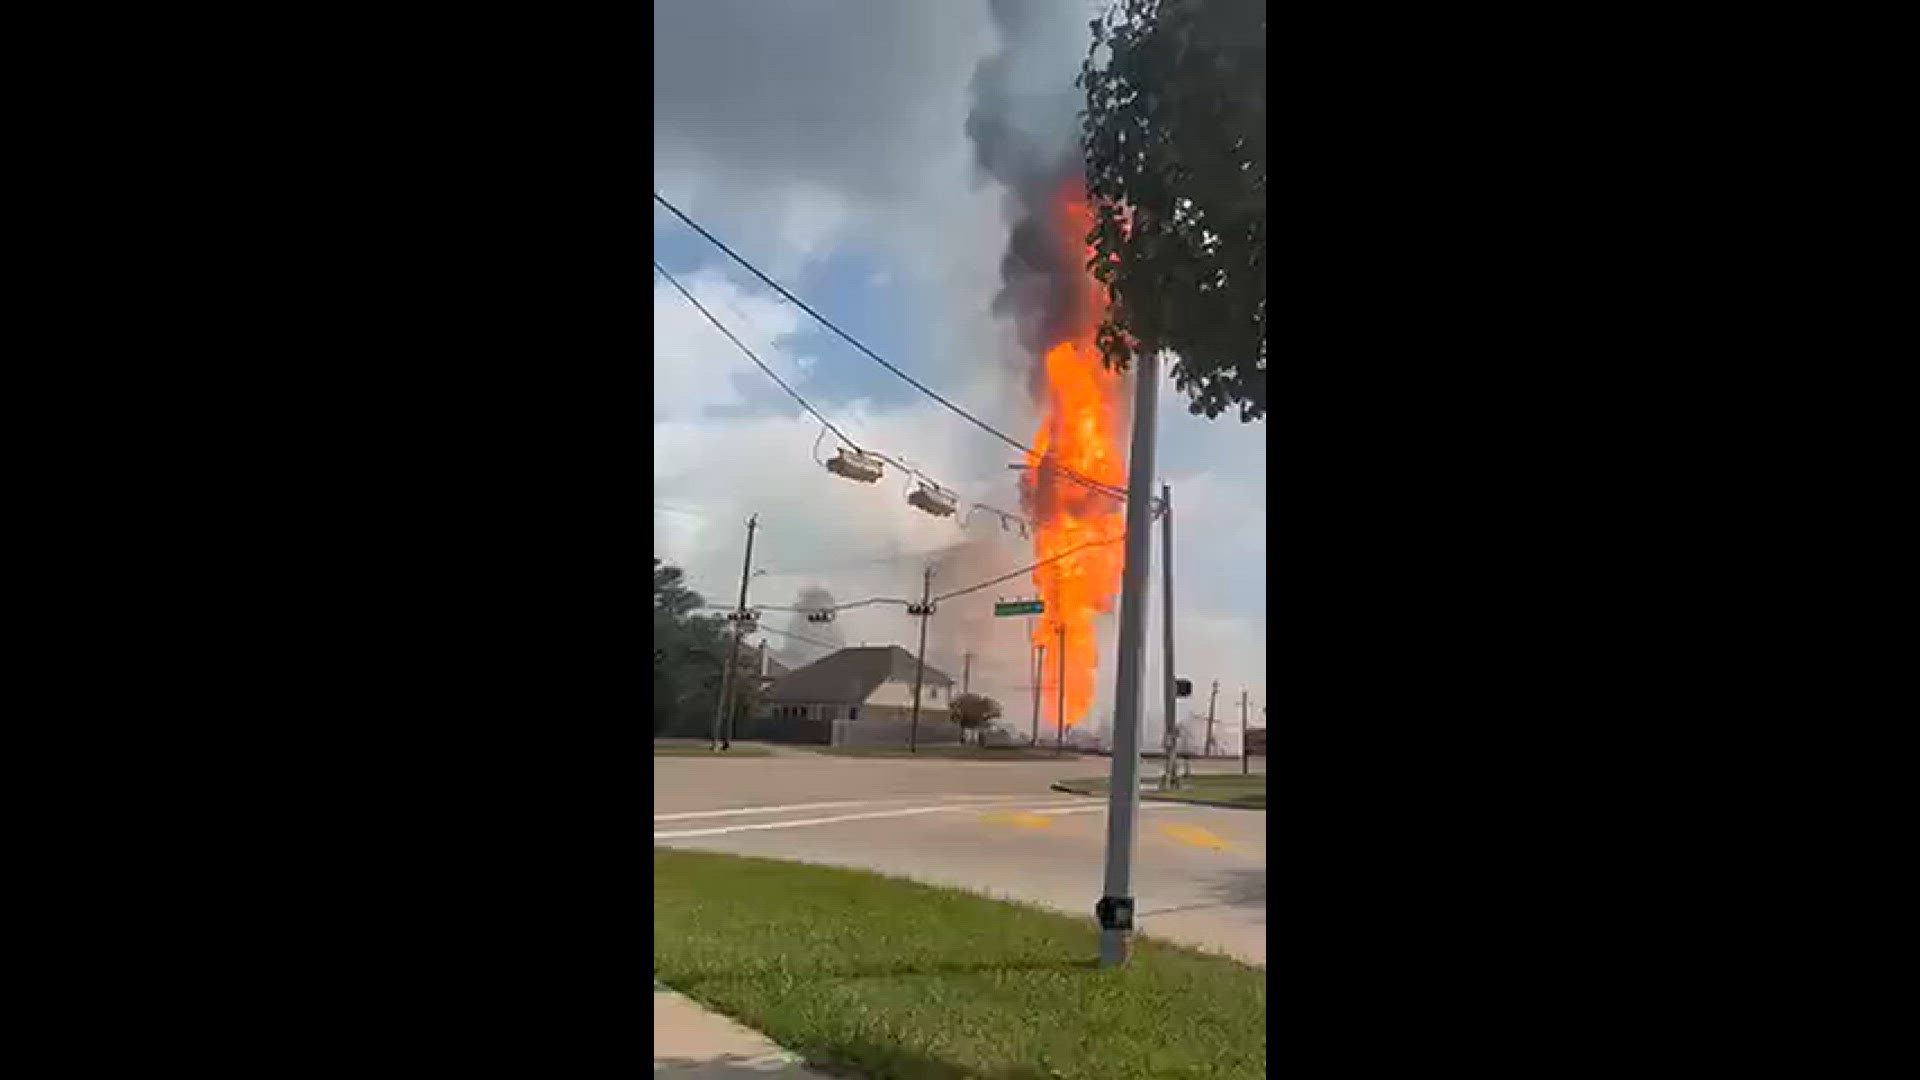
[762,645,952,704]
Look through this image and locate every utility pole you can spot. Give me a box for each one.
[1158,483,1179,791]
[1055,624,1066,755]
[908,564,933,753]
[1204,679,1220,757]
[1031,642,1044,746]
[1098,348,1160,968]
[1240,689,1250,776]
[962,652,972,695]
[712,514,758,751]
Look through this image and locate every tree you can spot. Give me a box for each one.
[653,558,727,736]
[949,693,1004,745]
[1079,0,1266,421]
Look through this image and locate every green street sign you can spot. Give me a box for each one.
[994,600,1044,617]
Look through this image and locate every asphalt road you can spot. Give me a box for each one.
[653,751,1266,966]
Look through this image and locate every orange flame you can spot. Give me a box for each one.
[1022,182,1128,732]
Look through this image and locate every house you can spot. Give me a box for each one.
[751,645,963,746]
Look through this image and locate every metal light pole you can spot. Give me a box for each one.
[908,565,933,753]
[712,514,758,751]
[1098,348,1160,968]
[1159,483,1179,791]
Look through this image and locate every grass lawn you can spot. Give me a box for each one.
[655,849,1265,1079]
[1053,773,1266,809]
[653,738,773,757]
[809,744,1082,761]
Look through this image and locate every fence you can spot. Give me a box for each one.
[830,717,964,748]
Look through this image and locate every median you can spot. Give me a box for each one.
[1052,772,1267,809]
[653,738,774,757]
[807,744,1081,761]
[654,848,1265,1080]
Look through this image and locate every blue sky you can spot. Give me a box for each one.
[655,219,926,417]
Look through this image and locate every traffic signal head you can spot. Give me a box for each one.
[1175,678,1193,698]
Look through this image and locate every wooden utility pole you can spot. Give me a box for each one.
[1240,689,1250,775]
[1055,624,1066,755]
[712,514,757,751]
[962,652,972,695]
[908,565,933,753]
[1031,642,1044,746]
[1203,679,1220,756]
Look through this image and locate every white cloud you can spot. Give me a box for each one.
[653,265,815,420]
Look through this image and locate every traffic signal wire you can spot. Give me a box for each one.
[654,260,866,454]
[757,624,841,652]
[774,534,1128,617]
[653,192,1130,504]
[930,532,1127,605]
[657,258,1041,534]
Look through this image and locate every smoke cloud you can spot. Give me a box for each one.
[777,585,846,668]
[965,0,1100,381]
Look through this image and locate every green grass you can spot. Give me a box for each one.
[653,739,774,757]
[1053,773,1266,810]
[809,744,1081,761]
[655,849,1265,1079]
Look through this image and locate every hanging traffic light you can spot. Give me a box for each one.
[825,448,885,484]
[806,609,835,623]
[907,480,958,517]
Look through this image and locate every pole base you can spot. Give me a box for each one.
[1095,895,1135,967]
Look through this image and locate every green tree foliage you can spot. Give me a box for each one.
[949,693,1004,745]
[654,558,769,739]
[1079,0,1266,421]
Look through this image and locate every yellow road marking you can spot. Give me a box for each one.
[979,811,1055,829]
[1159,823,1231,850]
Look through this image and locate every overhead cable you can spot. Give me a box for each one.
[653,192,1130,503]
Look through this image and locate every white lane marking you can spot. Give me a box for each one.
[653,793,1081,822]
[1030,803,1177,815]
[656,804,970,839]
[653,800,1178,839]
[654,800,880,822]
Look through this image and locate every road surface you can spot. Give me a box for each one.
[653,751,1266,965]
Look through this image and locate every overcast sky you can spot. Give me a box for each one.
[653,1,1265,746]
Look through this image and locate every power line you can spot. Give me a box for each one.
[653,260,867,454]
[652,192,1130,504]
[932,532,1127,604]
[759,624,840,652]
[763,534,1126,616]
[657,259,1046,534]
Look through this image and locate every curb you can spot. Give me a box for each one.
[1048,780,1268,811]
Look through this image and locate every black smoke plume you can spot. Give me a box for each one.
[965,0,1100,386]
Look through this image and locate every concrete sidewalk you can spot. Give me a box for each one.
[654,985,832,1077]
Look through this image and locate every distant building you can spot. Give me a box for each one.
[747,645,963,747]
